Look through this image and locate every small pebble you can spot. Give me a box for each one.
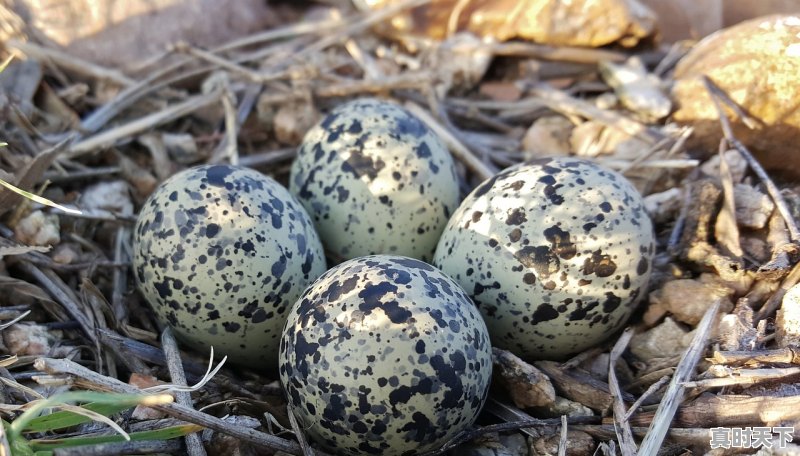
[649,278,734,325]
[630,317,693,361]
[15,210,60,246]
[776,284,800,348]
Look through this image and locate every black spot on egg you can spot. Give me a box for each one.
[133,165,326,367]
[582,250,618,278]
[279,255,492,456]
[505,208,527,226]
[514,245,559,278]
[433,157,655,361]
[289,98,459,262]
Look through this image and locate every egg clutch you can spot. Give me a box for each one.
[133,98,655,455]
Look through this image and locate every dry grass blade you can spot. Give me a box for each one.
[404,102,496,181]
[160,328,206,456]
[33,357,328,456]
[682,367,800,388]
[608,328,637,456]
[5,40,135,86]
[142,347,226,394]
[714,140,743,258]
[623,375,670,422]
[638,300,722,454]
[67,90,224,158]
[558,414,568,456]
[529,84,666,145]
[288,405,315,456]
[702,76,800,243]
[0,245,50,256]
[0,310,30,331]
[0,138,70,217]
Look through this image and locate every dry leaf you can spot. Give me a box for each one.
[365,0,657,47]
[672,15,800,176]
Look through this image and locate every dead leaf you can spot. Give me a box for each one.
[365,0,657,47]
[672,15,800,177]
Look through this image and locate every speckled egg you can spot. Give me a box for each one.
[289,98,459,262]
[279,255,492,456]
[133,164,326,366]
[433,157,655,360]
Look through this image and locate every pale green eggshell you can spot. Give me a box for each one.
[133,164,326,366]
[279,255,492,456]
[289,98,459,262]
[434,157,655,360]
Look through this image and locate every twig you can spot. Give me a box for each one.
[161,328,207,456]
[530,85,666,145]
[574,425,711,449]
[487,41,626,64]
[67,90,223,158]
[715,139,743,258]
[683,367,800,388]
[623,375,671,422]
[421,416,598,456]
[238,149,296,168]
[110,226,129,330]
[6,40,135,86]
[702,76,800,242]
[209,85,240,165]
[33,358,327,456]
[96,328,260,396]
[711,347,800,365]
[287,406,314,456]
[638,300,721,454]
[256,72,432,106]
[15,262,98,346]
[756,259,800,321]
[214,17,344,54]
[608,328,637,456]
[557,415,568,456]
[272,0,432,68]
[404,101,496,181]
[175,42,275,84]
[43,166,121,183]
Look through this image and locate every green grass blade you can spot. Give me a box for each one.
[21,402,134,433]
[8,435,35,456]
[28,424,203,451]
[9,391,173,437]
